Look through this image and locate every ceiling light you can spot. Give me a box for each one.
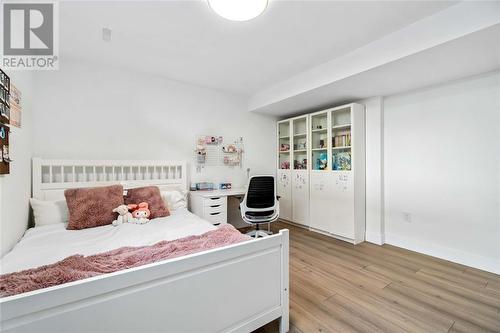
[208,0,268,21]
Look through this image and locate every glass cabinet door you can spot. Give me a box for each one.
[278,121,291,169]
[292,117,308,170]
[331,106,352,171]
[310,112,329,170]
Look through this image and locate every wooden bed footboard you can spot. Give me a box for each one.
[0,230,289,333]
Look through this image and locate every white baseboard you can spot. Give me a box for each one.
[385,233,500,275]
[365,231,385,245]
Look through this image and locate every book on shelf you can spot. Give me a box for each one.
[333,130,351,148]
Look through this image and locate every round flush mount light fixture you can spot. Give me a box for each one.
[208,0,268,21]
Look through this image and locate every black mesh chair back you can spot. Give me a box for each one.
[246,176,275,209]
[240,175,279,237]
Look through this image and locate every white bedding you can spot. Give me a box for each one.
[0,209,216,274]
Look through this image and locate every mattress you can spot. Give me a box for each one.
[0,209,216,274]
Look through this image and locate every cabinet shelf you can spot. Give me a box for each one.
[279,150,290,153]
[312,128,327,133]
[279,136,290,139]
[332,124,351,130]
[332,146,351,150]
[293,149,307,153]
[294,133,307,137]
[312,147,327,151]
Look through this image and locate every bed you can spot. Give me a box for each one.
[0,158,289,333]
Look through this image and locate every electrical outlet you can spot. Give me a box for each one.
[403,212,412,223]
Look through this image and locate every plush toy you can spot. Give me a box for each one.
[112,204,134,226]
[128,202,151,225]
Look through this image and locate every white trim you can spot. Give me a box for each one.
[385,233,500,275]
[365,231,385,246]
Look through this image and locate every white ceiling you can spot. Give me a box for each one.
[253,24,500,116]
[59,0,456,96]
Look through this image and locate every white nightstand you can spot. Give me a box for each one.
[189,188,246,226]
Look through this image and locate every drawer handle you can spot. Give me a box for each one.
[210,212,221,216]
[210,197,221,200]
[210,205,221,208]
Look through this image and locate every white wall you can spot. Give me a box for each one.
[363,97,385,245]
[383,71,500,273]
[32,59,277,189]
[0,71,34,256]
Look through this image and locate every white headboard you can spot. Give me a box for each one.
[32,158,188,200]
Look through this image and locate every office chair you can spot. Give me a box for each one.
[240,175,279,238]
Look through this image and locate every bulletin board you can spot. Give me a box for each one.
[194,135,244,171]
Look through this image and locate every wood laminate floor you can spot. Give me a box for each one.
[252,221,500,333]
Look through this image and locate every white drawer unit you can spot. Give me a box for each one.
[189,193,228,225]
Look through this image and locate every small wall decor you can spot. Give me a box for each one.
[194,135,244,172]
[0,67,11,175]
[9,84,21,128]
[0,123,10,175]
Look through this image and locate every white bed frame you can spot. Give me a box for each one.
[0,158,289,333]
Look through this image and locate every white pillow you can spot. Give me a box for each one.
[30,198,69,227]
[161,190,188,212]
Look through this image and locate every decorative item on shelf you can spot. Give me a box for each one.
[222,144,238,153]
[2,145,11,162]
[316,125,323,129]
[333,152,352,171]
[196,182,214,191]
[0,103,9,120]
[195,144,206,164]
[204,136,222,145]
[280,161,290,169]
[319,139,325,148]
[0,69,9,90]
[0,123,10,175]
[223,155,241,166]
[297,142,306,150]
[280,143,290,152]
[316,152,328,170]
[294,158,307,170]
[219,183,232,190]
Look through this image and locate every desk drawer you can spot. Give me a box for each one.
[203,197,227,207]
[204,204,225,215]
[204,211,227,225]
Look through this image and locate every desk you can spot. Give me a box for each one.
[189,188,246,225]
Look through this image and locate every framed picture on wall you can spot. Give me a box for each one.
[9,84,21,128]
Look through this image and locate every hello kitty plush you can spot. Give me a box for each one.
[128,202,151,224]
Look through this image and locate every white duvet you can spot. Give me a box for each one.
[0,209,216,274]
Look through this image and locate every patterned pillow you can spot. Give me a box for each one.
[65,185,124,230]
[124,186,170,219]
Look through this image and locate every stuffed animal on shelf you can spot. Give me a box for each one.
[128,202,151,225]
[112,204,134,226]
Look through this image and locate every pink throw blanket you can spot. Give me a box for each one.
[0,224,250,298]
